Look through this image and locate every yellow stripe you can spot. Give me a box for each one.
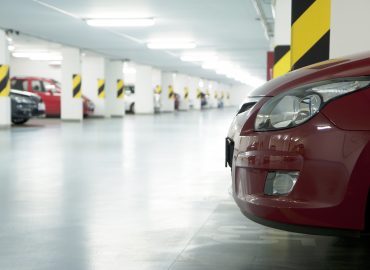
[117,79,124,99]
[273,50,291,78]
[291,0,331,66]
[0,65,10,97]
[72,74,82,99]
[98,79,105,99]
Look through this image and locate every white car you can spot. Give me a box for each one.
[124,85,135,113]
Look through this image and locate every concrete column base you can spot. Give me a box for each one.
[0,97,11,127]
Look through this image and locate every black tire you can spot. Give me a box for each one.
[12,118,30,125]
[130,103,135,113]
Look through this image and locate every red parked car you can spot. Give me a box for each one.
[11,77,95,117]
[226,52,370,236]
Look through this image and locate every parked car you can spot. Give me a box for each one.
[124,84,135,113]
[10,89,45,124]
[226,52,370,236]
[11,77,95,117]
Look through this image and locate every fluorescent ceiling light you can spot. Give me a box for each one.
[86,18,155,27]
[8,45,15,51]
[147,41,196,50]
[180,52,217,62]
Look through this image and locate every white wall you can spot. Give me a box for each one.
[274,0,291,46]
[229,84,253,107]
[10,57,61,81]
[81,55,105,116]
[330,0,370,58]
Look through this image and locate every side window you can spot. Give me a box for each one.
[31,80,45,92]
[11,79,26,91]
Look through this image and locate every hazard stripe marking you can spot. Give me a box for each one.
[291,0,331,70]
[0,65,10,97]
[98,79,105,99]
[117,79,124,99]
[273,45,291,78]
[72,74,82,99]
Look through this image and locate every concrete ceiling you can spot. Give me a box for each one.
[0,0,272,85]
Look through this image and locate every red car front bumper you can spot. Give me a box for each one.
[231,112,370,233]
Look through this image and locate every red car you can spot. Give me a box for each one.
[226,52,370,236]
[11,77,95,117]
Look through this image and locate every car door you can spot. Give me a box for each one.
[30,79,55,116]
[42,80,61,116]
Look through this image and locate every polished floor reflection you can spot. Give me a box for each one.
[0,109,369,270]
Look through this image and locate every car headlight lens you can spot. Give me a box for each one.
[255,78,370,131]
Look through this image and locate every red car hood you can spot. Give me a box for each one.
[250,51,370,97]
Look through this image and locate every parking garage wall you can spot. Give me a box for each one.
[10,57,61,82]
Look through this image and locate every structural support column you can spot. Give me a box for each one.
[0,30,10,127]
[61,47,83,121]
[82,55,106,117]
[291,0,331,70]
[105,60,124,117]
[135,64,154,114]
[161,72,175,112]
[273,0,291,78]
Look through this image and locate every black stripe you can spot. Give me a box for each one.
[292,30,330,70]
[117,88,123,97]
[73,83,81,97]
[291,0,316,25]
[98,84,105,95]
[274,45,290,64]
[0,68,9,93]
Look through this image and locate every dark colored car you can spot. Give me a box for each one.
[10,89,45,125]
[11,77,95,117]
[226,52,370,237]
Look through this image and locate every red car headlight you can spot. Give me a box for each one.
[255,77,370,131]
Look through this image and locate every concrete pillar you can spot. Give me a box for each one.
[82,55,106,117]
[188,77,198,110]
[175,74,189,111]
[273,0,291,78]
[151,68,162,113]
[135,64,154,114]
[330,0,370,58]
[0,30,11,127]
[161,72,175,112]
[61,47,83,121]
[105,60,124,117]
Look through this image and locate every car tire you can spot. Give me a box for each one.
[130,103,135,114]
[12,118,30,125]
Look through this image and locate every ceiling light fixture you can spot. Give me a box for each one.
[147,41,196,50]
[86,18,155,27]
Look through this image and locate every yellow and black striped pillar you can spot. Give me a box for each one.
[196,88,202,99]
[291,0,331,70]
[72,74,82,99]
[98,79,105,99]
[273,45,291,78]
[155,85,162,94]
[183,87,189,100]
[168,85,174,99]
[0,65,10,97]
[117,79,124,99]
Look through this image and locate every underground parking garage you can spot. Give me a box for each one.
[1,0,370,269]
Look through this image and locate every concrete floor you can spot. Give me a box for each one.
[0,108,369,270]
